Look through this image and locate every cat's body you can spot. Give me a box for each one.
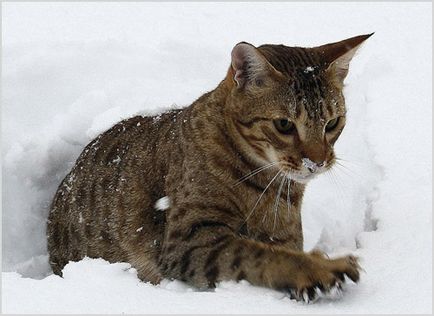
[47,34,371,302]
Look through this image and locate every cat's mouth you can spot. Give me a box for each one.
[280,162,327,184]
[285,170,318,184]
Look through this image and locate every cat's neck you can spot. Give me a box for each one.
[191,69,235,111]
[187,76,233,136]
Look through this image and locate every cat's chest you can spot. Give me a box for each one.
[239,181,303,243]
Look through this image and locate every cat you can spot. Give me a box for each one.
[47,34,372,303]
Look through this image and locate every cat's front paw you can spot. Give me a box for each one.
[288,281,343,303]
[288,254,361,304]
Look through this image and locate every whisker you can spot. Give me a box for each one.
[333,161,362,179]
[325,169,342,203]
[243,169,282,225]
[332,167,358,200]
[263,174,285,223]
[233,161,278,186]
[327,168,349,203]
[286,177,291,219]
[271,175,286,233]
[335,155,364,167]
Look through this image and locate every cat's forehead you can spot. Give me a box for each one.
[258,44,344,120]
[258,44,325,75]
[260,45,331,99]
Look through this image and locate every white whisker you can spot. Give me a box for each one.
[335,155,364,166]
[326,168,349,205]
[233,161,278,186]
[271,175,286,233]
[334,160,362,179]
[243,169,282,225]
[286,177,291,219]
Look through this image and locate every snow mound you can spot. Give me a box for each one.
[1,258,362,314]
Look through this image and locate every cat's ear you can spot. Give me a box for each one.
[318,33,374,84]
[231,42,279,89]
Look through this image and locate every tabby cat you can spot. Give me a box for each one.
[47,34,372,303]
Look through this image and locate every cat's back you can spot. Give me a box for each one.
[47,109,184,276]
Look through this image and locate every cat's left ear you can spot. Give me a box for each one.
[318,33,374,85]
[230,42,280,89]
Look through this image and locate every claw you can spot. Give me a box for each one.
[347,255,362,269]
[314,286,323,297]
[302,289,309,303]
[344,270,360,283]
[336,272,346,282]
[327,282,344,300]
[289,289,299,301]
[307,287,319,303]
[298,288,318,304]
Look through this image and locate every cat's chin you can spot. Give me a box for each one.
[286,173,318,184]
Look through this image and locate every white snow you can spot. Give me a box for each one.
[2,2,432,314]
[155,196,171,211]
[304,66,315,73]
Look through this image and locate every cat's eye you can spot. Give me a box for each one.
[273,119,295,135]
[325,117,340,132]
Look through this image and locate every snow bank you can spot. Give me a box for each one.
[0,258,371,314]
[2,2,431,314]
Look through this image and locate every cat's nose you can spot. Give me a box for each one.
[307,166,316,173]
[302,158,324,173]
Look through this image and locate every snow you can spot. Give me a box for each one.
[155,196,171,211]
[304,66,315,73]
[2,2,432,314]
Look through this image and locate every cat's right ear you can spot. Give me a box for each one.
[231,42,278,89]
[318,33,373,86]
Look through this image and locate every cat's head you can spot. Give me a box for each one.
[224,34,372,184]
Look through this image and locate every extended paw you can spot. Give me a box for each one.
[288,254,361,303]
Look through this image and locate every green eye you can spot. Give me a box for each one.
[325,117,340,132]
[273,119,295,135]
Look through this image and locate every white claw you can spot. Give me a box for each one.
[302,290,309,303]
[327,282,344,300]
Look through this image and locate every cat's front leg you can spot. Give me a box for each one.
[159,209,360,302]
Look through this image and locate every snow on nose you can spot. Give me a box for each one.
[302,158,324,173]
